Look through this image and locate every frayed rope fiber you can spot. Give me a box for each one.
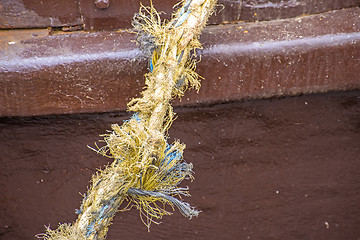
[38,0,217,239]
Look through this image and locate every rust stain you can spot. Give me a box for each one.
[0,90,359,239]
[0,8,359,117]
[1,0,360,30]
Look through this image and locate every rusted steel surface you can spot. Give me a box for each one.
[196,8,360,103]
[220,0,360,24]
[0,90,359,239]
[0,28,144,116]
[1,8,359,117]
[78,0,178,31]
[0,0,82,29]
[1,0,359,30]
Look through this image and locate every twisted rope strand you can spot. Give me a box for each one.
[38,0,217,239]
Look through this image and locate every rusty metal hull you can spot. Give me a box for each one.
[0,90,359,239]
[1,1,359,240]
[1,0,359,30]
[1,8,359,117]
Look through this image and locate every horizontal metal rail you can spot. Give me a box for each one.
[0,7,359,117]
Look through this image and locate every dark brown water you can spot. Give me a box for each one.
[0,90,359,239]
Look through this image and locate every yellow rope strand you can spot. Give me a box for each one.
[38,0,217,239]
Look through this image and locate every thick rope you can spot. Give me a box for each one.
[38,0,217,239]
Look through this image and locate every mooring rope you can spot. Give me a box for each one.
[38,0,217,239]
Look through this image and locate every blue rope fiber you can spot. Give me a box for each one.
[83,141,186,237]
[127,188,199,218]
[161,143,182,165]
[174,10,191,28]
[86,197,119,237]
[180,0,191,16]
[177,50,185,64]
[82,112,186,237]
[149,57,154,72]
[131,112,142,122]
[148,0,192,72]
[123,112,142,123]
[175,0,192,27]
